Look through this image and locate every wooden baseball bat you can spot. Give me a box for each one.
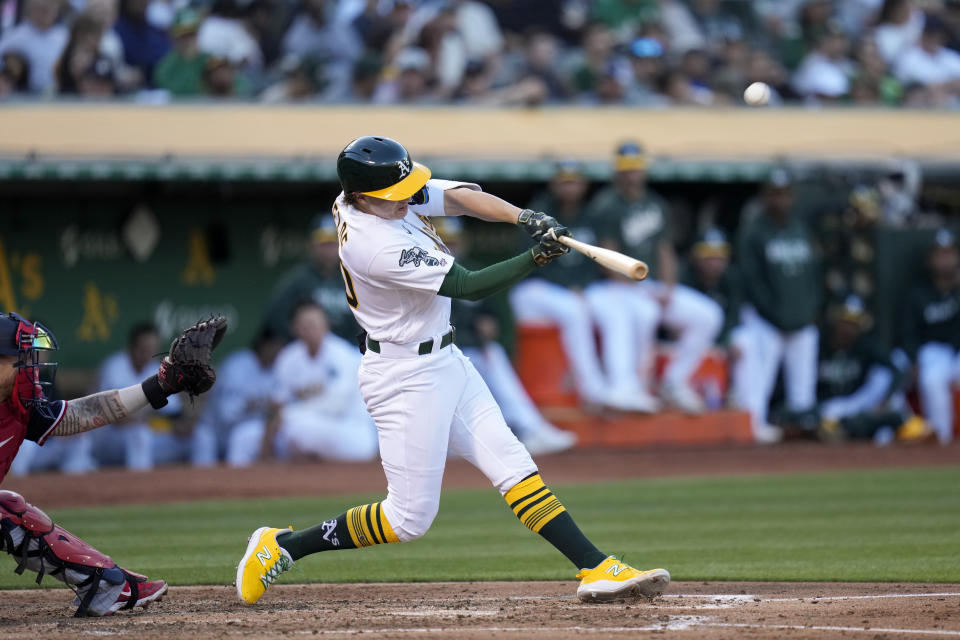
[557,236,649,281]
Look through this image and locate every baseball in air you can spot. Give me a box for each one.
[744,82,771,106]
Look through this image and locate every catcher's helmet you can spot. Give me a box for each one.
[337,136,431,201]
[0,312,59,415]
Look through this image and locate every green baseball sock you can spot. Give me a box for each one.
[276,514,355,560]
[537,512,608,570]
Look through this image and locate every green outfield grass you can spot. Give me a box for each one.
[2,466,959,588]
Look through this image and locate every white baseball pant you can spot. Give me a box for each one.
[584,280,723,393]
[737,307,819,427]
[358,344,537,542]
[509,279,608,404]
[916,342,960,444]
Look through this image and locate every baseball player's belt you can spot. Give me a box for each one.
[366,328,455,356]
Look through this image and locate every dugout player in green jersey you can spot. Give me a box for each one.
[736,168,821,437]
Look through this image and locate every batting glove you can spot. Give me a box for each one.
[531,227,571,266]
[518,210,564,241]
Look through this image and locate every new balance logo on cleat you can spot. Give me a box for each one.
[255,547,272,566]
[605,563,628,577]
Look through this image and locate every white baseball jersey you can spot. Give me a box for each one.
[333,179,478,344]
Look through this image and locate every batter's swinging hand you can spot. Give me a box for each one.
[235,136,670,605]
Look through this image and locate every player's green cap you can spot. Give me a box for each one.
[692,228,730,258]
[614,141,646,172]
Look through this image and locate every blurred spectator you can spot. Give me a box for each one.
[624,36,668,105]
[412,3,467,97]
[372,45,436,104]
[586,142,723,414]
[83,0,141,91]
[90,323,185,470]
[567,22,620,97]
[515,30,569,101]
[192,327,285,467]
[736,169,821,438]
[850,36,902,106]
[197,0,264,71]
[283,0,359,61]
[263,214,357,342]
[816,295,909,442]
[54,13,102,94]
[269,301,378,462]
[792,27,855,102]
[260,53,324,102]
[0,0,68,93]
[154,6,208,97]
[0,49,31,97]
[893,15,960,107]
[510,159,615,411]
[439,217,576,456]
[874,0,924,64]
[202,54,250,98]
[342,52,381,102]
[450,0,504,63]
[591,0,659,41]
[113,0,170,85]
[76,53,115,96]
[901,229,960,445]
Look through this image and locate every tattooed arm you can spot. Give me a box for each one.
[52,385,150,437]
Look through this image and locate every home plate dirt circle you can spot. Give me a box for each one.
[0,581,957,639]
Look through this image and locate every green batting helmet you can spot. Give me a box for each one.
[337,136,431,201]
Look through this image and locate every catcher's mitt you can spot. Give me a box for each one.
[142,315,227,409]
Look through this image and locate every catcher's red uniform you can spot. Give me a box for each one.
[0,398,66,483]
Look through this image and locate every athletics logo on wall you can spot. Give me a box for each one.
[399,247,440,267]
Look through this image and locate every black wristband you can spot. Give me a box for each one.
[141,374,170,409]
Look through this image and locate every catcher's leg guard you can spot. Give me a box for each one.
[0,490,128,616]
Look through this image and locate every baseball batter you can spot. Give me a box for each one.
[237,136,670,605]
[0,312,224,616]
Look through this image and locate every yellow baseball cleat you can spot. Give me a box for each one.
[576,556,670,603]
[236,526,294,605]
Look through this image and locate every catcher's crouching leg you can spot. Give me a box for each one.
[0,490,166,617]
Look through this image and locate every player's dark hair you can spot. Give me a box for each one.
[344,192,361,206]
[289,299,325,324]
[127,322,159,348]
[251,326,282,350]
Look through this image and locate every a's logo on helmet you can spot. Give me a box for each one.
[397,158,412,179]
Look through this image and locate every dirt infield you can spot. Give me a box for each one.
[2,442,958,638]
[0,581,958,639]
[5,441,959,508]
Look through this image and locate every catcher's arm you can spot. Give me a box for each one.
[52,385,151,437]
[51,316,228,436]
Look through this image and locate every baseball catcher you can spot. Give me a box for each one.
[0,313,225,616]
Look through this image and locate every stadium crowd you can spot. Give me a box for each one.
[8,140,956,476]
[1,0,960,106]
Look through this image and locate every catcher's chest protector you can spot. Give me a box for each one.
[0,402,27,483]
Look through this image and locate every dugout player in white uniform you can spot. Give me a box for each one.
[270,301,378,461]
[237,136,670,605]
[191,328,285,467]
